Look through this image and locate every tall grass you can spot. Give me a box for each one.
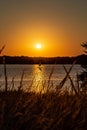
[0,89,86,130]
[3,56,8,92]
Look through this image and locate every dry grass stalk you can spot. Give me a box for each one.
[18,71,24,91]
[76,73,80,93]
[3,56,8,92]
[11,77,15,90]
[56,60,76,90]
[63,65,79,96]
[0,46,8,92]
[27,77,35,92]
[0,45,5,54]
[47,66,55,91]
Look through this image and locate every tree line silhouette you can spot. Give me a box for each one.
[0,54,87,64]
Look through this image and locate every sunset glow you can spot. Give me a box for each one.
[36,44,42,49]
[0,0,87,56]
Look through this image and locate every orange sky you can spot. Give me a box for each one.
[0,0,87,57]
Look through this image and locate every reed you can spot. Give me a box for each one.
[0,89,86,130]
[3,56,8,92]
[0,45,5,54]
[18,71,24,92]
[0,46,8,92]
[56,60,76,90]
[63,65,79,96]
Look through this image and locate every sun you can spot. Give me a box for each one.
[36,43,42,49]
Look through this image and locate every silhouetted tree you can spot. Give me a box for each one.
[81,42,87,71]
[79,42,87,81]
[81,42,87,54]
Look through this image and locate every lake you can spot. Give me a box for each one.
[0,64,83,92]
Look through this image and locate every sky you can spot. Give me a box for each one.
[0,0,87,57]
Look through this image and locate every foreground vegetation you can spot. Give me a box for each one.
[0,88,87,130]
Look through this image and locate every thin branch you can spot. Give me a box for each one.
[0,45,5,54]
[56,60,76,89]
[63,65,79,96]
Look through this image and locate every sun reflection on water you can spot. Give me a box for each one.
[31,65,45,92]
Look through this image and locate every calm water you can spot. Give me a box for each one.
[0,64,83,92]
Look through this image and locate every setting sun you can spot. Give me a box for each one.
[36,44,42,49]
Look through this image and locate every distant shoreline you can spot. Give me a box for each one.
[0,54,87,64]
